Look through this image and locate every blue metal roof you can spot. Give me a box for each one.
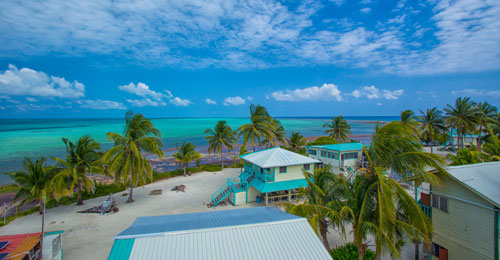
[449,129,479,137]
[108,239,135,260]
[307,142,364,151]
[115,206,300,239]
[250,178,308,193]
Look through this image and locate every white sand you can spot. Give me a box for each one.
[0,167,427,260]
[0,168,258,260]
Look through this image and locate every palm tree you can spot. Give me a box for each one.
[285,168,350,251]
[287,131,307,152]
[323,116,352,142]
[8,158,56,214]
[52,135,102,205]
[204,121,236,168]
[483,129,500,161]
[173,142,202,177]
[444,97,478,149]
[417,107,446,153]
[233,145,249,172]
[400,110,420,135]
[476,102,498,151]
[103,111,164,203]
[238,104,275,152]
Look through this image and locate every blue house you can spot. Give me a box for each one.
[306,143,365,174]
[210,147,320,207]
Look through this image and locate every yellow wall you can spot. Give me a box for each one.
[432,176,496,260]
[274,165,307,182]
[233,191,247,206]
[247,186,260,203]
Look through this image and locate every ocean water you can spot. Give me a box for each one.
[0,116,398,184]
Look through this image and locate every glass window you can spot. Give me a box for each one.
[439,197,448,212]
[279,166,287,173]
[432,195,439,208]
[304,164,310,170]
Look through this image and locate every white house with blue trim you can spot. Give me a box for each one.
[108,207,332,260]
[211,147,320,207]
[306,143,364,174]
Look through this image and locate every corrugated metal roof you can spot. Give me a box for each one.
[250,178,308,193]
[9,236,40,260]
[445,162,500,207]
[108,239,135,260]
[308,143,364,152]
[115,206,300,239]
[240,147,320,168]
[126,218,331,260]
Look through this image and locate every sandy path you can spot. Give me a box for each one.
[0,168,256,260]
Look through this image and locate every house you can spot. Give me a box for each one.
[108,206,332,260]
[419,162,500,260]
[449,129,479,148]
[306,143,364,174]
[211,147,320,207]
[0,231,63,260]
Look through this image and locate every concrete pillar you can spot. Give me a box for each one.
[265,192,268,206]
[288,189,291,201]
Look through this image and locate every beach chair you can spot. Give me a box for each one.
[100,195,115,215]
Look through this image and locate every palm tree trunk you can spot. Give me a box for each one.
[415,242,419,260]
[39,199,44,214]
[183,164,187,177]
[320,219,330,251]
[430,135,434,154]
[220,153,224,169]
[76,179,84,205]
[353,224,365,260]
[127,183,134,203]
[478,124,483,152]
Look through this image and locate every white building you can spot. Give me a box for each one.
[306,143,364,174]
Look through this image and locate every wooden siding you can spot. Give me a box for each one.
[247,186,260,203]
[433,176,496,260]
[273,165,305,182]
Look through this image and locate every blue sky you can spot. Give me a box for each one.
[0,0,499,118]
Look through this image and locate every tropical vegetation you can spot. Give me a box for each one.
[204,120,236,168]
[173,142,202,177]
[323,116,352,142]
[102,111,164,203]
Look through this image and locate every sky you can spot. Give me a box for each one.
[0,0,499,118]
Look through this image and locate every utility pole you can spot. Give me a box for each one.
[40,197,46,260]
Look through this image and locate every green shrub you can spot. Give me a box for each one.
[202,164,222,172]
[329,243,375,260]
[308,136,338,146]
[0,184,19,194]
[227,162,243,168]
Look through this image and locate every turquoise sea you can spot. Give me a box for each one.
[0,116,398,184]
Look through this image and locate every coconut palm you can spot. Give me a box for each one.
[444,97,478,149]
[173,142,202,177]
[238,104,275,152]
[233,145,249,172]
[483,129,500,161]
[52,135,102,205]
[417,107,446,153]
[400,110,420,136]
[285,168,350,251]
[323,116,352,142]
[476,102,498,151]
[102,111,164,203]
[8,158,57,214]
[204,121,236,168]
[287,131,307,152]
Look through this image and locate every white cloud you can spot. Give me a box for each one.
[78,99,126,110]
[329,0,343,6]
[360,8,371,14]
[377,102,383,106]
[118,82,168,101]
[270,83,342,102]
[205,98,217,105]
[0,64,84,98]
[25,97,38,102]
[247,96,253,101]
[451,88,500,98]
[351,86,403,100]
[126,98,166,107]
[223,96,246,106]
[169,97,193,107]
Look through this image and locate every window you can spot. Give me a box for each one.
[328,152,331,158]
[308,149,317,155]
[304,164,310,170]
[321,151,326,157]
[343,152,358,160]
[279,166,287,173]
[439,197,448,212]
[432,194,439,208]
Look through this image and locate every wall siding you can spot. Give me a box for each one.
[433,177,496,260]
[247,186,260,203]
[274,165,305,182]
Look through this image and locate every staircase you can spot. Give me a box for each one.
[211,171,255,207]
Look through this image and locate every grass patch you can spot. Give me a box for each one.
[0,206,39,227]
[202,164,222,172]
[329,243,375,260]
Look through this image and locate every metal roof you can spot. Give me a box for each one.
[307,143,364,152]
[115,206,300,239]
[109,207,332,260]
[250,178,308,193]
[240,147,320,168]
[445,162,500,207]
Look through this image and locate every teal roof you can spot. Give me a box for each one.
[108,238,135,260]
[449,129,479,138]
[250,178,308,193]
[307,143,364,152]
